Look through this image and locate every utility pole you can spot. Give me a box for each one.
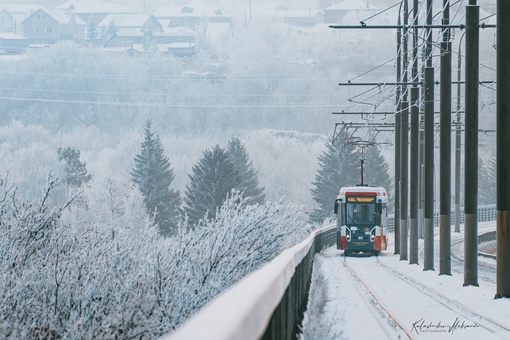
[463,1,479,287]
[329,9,494,271]
[455,33,465,234]
[496,0,510,298]
[439,0,452,276]
[395,18,402,255]
[400,0,409,261]
[409,0,419,265]
[423,0,435,271]
[419,44,426,242]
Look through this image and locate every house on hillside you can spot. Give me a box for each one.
[0,32,28,54]
[246,4,289,20]
[154,1,231,30]
[56,0,136,26]
[98,14,163,51]
[21,8,86,44]
[0,10,15,33]
[319,0,343,9]
[99,14,162,35]
[324,0,380,24]
[153,1,231,57]
[274,9,324,27]
[0,5,42,34]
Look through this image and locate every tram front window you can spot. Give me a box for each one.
[347,203,376,225]
[350,226,371,235]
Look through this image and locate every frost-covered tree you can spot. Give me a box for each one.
[85,20,98,47]
[0,174,309,338]
[131,119,181,236]
[226,137,265,205]
[184,145,241,226]
[479,155,496,205]
[364,146,392,191]
[107,20,117,36]
[176,193,308,319]
[143,30,157,53]
[57,146,92,188]
[309,136,358,223]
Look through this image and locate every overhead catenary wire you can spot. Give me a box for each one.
[336,4,496,120]
[0,95,352,108]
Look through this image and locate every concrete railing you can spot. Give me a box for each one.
[165,224,336,340]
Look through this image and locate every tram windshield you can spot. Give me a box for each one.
[346,202,377,225]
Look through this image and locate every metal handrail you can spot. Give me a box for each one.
[167,204,498,340]
[165,225,336,340]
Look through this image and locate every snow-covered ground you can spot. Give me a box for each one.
[302,223,510,339]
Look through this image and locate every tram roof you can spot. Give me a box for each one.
[337,186,388,202]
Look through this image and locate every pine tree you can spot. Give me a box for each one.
[57,146,92,188]
[488,152,497,204]
[184,145,241,226]
[85,20,97,47]
[479,156,496,205]
[226,137,265,205]
[131,120,181,236]
[309,136,359,223]
[364,146,393,191]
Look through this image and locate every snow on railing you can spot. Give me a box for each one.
[165,204,497,339]
[164,224,336,340]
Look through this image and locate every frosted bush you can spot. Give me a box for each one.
[0,178,309,338]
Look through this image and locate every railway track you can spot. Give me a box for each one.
[342,254,510,338]
[417,226,497,283]
[341,256,414,339]
[307,226,505,339]
[375,258,510,336]
[450,237,497,283]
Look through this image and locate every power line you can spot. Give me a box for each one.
[0,96,350,108]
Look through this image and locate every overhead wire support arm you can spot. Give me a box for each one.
[329,23,495,29]
[332,111,466,115]
[338,81,495,86]
[338,82,421,86]
[332,111,396,115]
[331,122,395,143]
[334,122,395,127]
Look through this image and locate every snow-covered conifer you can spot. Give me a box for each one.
[364,146,392,191]
[131,119,181,236]
[184,145,241,226]
[309,136,358,223]
[226,137,265,205]
[479,156,496,205]
[57,146,92,188]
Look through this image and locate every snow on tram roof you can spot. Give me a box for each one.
[337,186,388,202]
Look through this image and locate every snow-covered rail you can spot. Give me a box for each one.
[478,230,497,260]
[375,258,510,335]
[341,258,414,339]
[449,228,497,282]
[165,224,336,340]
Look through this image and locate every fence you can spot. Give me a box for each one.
[165,225,336,340]
[387,204,497,232]
[167,204,497,340]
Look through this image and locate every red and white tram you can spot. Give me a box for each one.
[334,186,389,256]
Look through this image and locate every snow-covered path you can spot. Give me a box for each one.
[303,225,510,339]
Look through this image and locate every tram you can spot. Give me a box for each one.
[334,186,389,255]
